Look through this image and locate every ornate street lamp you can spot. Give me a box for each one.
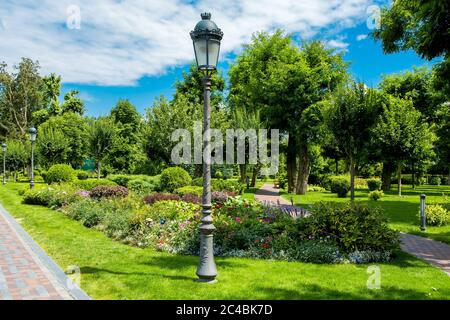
[29,127,37,190]
[190,12,223,283]
[2,143,6,186]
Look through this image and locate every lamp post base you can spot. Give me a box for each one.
[196,278,217,284]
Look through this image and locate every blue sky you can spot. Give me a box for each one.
[1,0,436,117]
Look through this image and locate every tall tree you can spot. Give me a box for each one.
[174,63,225,107]
[38,112,89,168]
[229,32,348,194]
[435,103,450,184]
[36,127,70,168]
[326,84,383,200]
[89,118,115,179]
[0,58,44,137]
[107,99,146,173]
[4,139,29,181]
[374,0,450,105]
[372,96,436,196]
[61,90,85,115]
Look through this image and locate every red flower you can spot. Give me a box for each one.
[261,243,270,249]
[235,217,241,223]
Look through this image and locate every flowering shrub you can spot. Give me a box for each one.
[23,185,81,208]
[20,181,400,264]
[424,204,450,226]
[143,193,181,205]
[90,185,129,199]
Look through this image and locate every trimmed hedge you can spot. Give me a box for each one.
[159,167,191,192]
[45,164,77,184]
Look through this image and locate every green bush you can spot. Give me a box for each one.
[277,172,287,189]
[147,200,200,221]
[214,179,244,194]
[65,198,108,227]
[73,179,117,191]
[76,170,89,180]
[23,185,80,208]
[90,185,129,199]
[418,177,427,185]
[192,177,203,186]
[214,171,223,179]
[368,190,384,201]
[367,178,381,191]
[304,202,399,253]
[175,186,203,197]
[424,204,450,226]
[430,176,442,186]
[293,240,343,264]
[307,185,326,192]
[45,164,77,184]
[159,167,192,192]
[127,179,156,195]
[330,177,349,198]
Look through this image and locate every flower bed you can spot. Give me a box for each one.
[20,184,400,264]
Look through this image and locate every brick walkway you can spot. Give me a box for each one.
[400,233,450,276]
[0,204,90,300]
[255,183,450,276]
[254,183,309,218]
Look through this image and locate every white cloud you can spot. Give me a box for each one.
[356,34,368,41]
[0,0,373,85]
[325,35,350,53]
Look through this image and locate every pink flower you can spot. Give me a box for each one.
[235,217,241,223]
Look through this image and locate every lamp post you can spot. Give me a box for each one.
[190,12,223,283]
[29,127,37,190]
[2,143,6,186]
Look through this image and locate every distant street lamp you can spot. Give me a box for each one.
[2,143,6,185]
[190,12,223,283]
[29,127,37,190]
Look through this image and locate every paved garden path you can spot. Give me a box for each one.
[254,183,309,218]
[255,183,450,276]
[0,203,90,300]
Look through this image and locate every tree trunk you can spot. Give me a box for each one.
[194,164,203,178]
[448,168,450,186]
[287,135,297,193]
[97,160,101,179]
[335,159,339,175]
[397,161,402,197]
[350,159,356,201]
[295,146,309,195]
[251,164,260,187]
[381,162,393,191]
[239,164,246,183]
[411,161,415,189]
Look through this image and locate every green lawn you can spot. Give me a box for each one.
[1,182,450,300]
[281,184,450,245]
